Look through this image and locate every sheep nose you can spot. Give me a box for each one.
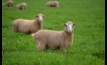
[68,30,72,33]
[38,16,43,22]
[67,25,72,33]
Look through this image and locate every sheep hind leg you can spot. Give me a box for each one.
[11,4,13,7]
[24,7,26,10]
[25,31,31,35]
[36,41,45,51]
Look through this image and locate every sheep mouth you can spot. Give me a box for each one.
[39,21,43,23]
[37,20,43,22]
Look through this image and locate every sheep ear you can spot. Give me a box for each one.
[64,23,66,26]
[43,15,46,18]
[73,23,76,26]
[36,15,38,18]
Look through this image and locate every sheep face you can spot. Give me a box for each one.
[36,14,45,23]
[64,22,75,33]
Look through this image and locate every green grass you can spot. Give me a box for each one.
[2,0,105,65]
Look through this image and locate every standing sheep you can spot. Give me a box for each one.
[46,1,59,7]
[16,2,27,10]
[32,21,75,51]
[5,0,14,7]
[13,13,45,34]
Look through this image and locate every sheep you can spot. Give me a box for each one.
[46,1,59,7]
[32,21,75,51]
[13,13,45,34]
[16,2,27,10]
[5,0,14,7]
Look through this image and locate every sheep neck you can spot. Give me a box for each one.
[62,30,73,39]
[34,20,42,29]
[63,30,73,37]
[62,30,73,46]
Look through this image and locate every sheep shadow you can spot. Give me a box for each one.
[91,52,105,60]
[2,49,35,52]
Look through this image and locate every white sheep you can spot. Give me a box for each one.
[13,13,45,34]
[16,2,27,10]
[32,21,75,51]
[46,1,59,7]
[5,0,14,7]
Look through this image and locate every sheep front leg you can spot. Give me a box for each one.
[36,41,45,51]
[59,45,66,51]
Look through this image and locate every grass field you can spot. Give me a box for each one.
[2,0,105,65]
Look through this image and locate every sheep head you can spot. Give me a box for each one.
[36,14,45,23]
[64,21,75,33]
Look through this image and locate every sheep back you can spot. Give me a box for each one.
[13,19,39,34]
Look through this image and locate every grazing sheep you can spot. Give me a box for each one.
[16,2,27,10]
[46,1,59,7]
[5,0,14,7]
[13,13,45,34]
[32,21,75,51]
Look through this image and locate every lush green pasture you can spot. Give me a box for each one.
[2,0,105,65]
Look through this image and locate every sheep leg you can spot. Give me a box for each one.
[24,7,26,9]
[22,7,24,10]
[25,31,31,34]
[36,41,45,51]
[22,7,25,10]
[59,45,66,51]
[59,47,65,51]
[11,4,13,6]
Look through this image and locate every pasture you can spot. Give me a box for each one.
[2,0,105,65]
